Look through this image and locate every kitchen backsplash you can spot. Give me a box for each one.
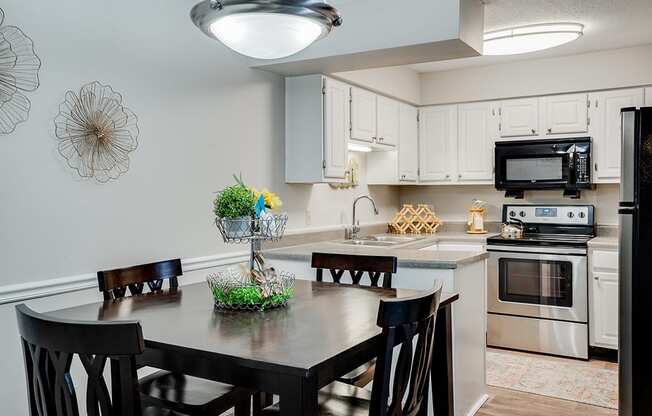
[399,184,619,226]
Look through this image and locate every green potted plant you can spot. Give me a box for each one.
[214,184,256,238]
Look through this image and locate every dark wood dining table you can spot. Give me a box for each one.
[48,280,459,416]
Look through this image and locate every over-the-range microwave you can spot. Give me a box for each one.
[494,137,592,198]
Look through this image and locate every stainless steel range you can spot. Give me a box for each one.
[486,204,595,359]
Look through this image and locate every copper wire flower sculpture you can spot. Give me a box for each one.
[0,8,41,134]
[54,82,139,183]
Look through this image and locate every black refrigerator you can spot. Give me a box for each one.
[619,107,652,416]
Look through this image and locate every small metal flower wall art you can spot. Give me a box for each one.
[54,81,139,183]
[0,7,42,134]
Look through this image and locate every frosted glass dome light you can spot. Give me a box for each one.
[191,0,342,60]
[484,23,584,56]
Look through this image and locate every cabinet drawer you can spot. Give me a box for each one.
[592,250,619,270]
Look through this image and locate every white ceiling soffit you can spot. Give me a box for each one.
[409,0,652,73]
[250,0,485,76]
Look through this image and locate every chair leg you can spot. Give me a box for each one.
[252,392,274,415]
[234,395,252,416]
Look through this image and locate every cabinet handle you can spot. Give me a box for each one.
[445,174,450,179]
[372,136,377,141]
[594,276,600,281]
[458,174,462,179]
[595,163,598,171]
[531,129,536,134]
[547,128,552,134]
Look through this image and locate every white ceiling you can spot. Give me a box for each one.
[409,0,652,73]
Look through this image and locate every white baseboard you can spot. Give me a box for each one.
[0,251,249,305]
[466,393,490,416]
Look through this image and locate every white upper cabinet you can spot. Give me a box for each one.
[419,105,457,182]
[589,88,644,182]
[499,98,539,137]
[323,78,351,179]
[285,75,349,183]
[376,96,400,147]
[350,87,377,143]
[457,102,494,182]
[541,93,589,135]
[646,88,652,105]
[398,104,419,182]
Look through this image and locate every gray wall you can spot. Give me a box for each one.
[0,0,399,289]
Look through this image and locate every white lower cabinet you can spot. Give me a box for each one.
[589,248,619,349]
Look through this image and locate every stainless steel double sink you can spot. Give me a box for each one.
[338,235,424,247]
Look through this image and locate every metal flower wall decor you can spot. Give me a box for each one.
[54,82,139,183]
[0,7,42,134]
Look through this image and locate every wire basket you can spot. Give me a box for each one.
[207,268,295,311]
[215,214,288,243]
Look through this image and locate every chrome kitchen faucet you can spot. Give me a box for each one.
[345,195,379,240]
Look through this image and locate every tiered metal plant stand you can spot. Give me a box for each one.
[210,214,293,311]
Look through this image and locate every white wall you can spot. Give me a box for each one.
[400,184,620,226]
[0,0,399,289]
[420,44,652,105]
[333,66,422,105]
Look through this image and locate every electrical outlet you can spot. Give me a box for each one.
[305,209,312,226]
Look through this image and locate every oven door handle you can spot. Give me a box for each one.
[487,245,587,255]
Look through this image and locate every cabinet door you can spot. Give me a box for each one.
[457,102,493,181]
[646,88,652,105]
[376,96,400,146]
[542,93,588,135]
[591,272,619,349]
[398,104,418,182]
[323,78,350,179]
[499,98,539,137]
[419,105,457,182]
[589,88,644,182]
[350,87,377,143]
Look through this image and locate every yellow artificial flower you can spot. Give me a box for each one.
[248,187,282,210]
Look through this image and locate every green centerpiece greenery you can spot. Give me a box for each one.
[208,282,294,311]
[213,184,255,218]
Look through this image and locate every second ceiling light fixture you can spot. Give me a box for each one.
[191,0,342,60]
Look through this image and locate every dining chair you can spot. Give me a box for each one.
[261,283,443,416]
[97,258,253,416]
[16,303,149,416]
[312,252,398,388]
[312,252,397,289]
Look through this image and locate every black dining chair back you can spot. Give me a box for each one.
[15,304,145,416]
[98,258,182,300]
[311,252,397,288]
[369,283,442,416]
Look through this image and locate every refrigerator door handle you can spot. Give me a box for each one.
[619,211,634,414]
[620,109,637,204]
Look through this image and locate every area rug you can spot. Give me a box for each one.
[486,348,618,409]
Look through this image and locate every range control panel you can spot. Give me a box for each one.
[504,205,593,225]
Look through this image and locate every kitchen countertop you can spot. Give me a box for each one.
[264,232,495,269]
[588,236,619,249]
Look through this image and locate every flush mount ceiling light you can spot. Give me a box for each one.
[484,23,584,56]
[190,0,342,60]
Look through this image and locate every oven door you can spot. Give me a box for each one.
[487,246,587,322]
